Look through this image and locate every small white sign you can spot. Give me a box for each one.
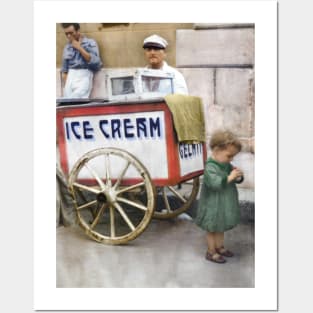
[178,142,204,176]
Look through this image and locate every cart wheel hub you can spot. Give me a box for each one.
[97,189,117,205]
[97,192,107,203]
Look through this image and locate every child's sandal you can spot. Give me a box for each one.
[205,251,226,264]
[216,247,234,257]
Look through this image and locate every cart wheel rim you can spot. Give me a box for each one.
[153,177,200,219]
[68,147,155,244]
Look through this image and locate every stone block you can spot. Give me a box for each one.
[216,68,254,108]
[56,69,62,98]
[193,23,255,30]
[222,105,251,138]
[176,28,254,67]
[56,23,63,33]
[179,68,214,102]
[56,35,67,68]
[131,23,193,31]
[215,68,254,138]
[232,152,255,190]
[81,23,103,33]
[90,70,108,98]
[206,104,225,136]
[204,107,253,146]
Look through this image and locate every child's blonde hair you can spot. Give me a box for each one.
[209,130,242,151]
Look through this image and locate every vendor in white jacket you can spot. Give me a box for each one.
[143,34,188,95]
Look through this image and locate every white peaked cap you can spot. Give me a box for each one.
[143,34,168,49]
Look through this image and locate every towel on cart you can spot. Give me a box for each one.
[164,94,206,142]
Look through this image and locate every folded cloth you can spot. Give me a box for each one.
[165,94,206,142]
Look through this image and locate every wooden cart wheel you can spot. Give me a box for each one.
[68,148,155,245]
[153,177,200,219]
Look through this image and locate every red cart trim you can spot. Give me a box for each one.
[56,101,206,186]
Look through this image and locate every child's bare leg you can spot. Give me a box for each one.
[207,232,216,254]
[205,232,226,263]
[215,232,234,257]
[215,232,224,249]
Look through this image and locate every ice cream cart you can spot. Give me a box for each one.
[57,68,206,244]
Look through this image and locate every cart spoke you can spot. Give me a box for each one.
[104,154,112,187]
[114,202,136,231]
[90,203,107,229]
[162,187,172,213]
[73,182,100,194]
[116,197,147,212]
[75,188,88,203]
[109,205,116,238]
[84,163,106,189]
[77,199,98,211]
[167,186,187,203]
[69,147,155,244]
[114,161,131,189]
[116,182,145,195]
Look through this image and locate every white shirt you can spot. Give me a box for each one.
[147,61,189,95]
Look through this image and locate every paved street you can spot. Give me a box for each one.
[57,215,254,288]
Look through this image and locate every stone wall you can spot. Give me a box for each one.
[56,23,194,68]
[56,23,255,201]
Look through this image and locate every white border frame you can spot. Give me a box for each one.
[34,0,277,310]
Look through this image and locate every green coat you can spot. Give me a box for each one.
[195,158,243,232]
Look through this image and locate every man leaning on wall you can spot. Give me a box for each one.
[61,23,102,98]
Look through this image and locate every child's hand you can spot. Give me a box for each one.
[228,167,243,183]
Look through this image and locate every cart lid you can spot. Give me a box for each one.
[56,97,166,108]
[56,98,109,106]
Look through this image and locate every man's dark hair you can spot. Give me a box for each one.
[61,23,80,31]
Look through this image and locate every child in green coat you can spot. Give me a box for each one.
[195,130,244,264]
